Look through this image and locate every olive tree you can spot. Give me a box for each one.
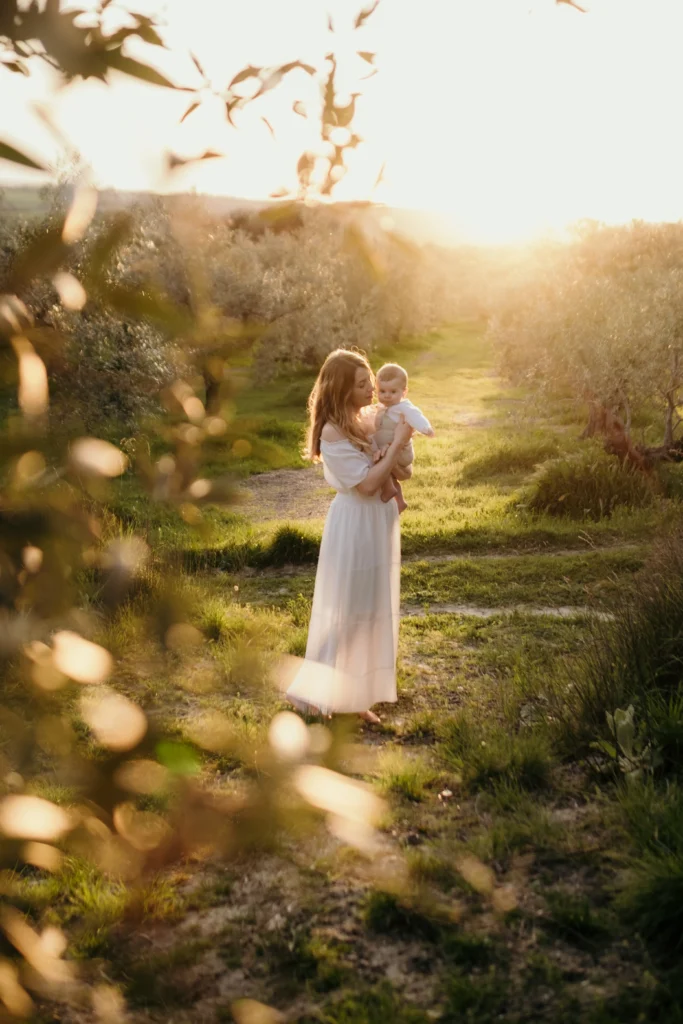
[491,222,683,457]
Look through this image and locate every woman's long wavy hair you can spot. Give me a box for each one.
[305,349,374,461]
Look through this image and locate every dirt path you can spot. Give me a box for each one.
[401,602,614,620]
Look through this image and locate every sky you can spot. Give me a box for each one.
[2,0,683,243]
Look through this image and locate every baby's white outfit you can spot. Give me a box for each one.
[373,399,434,467]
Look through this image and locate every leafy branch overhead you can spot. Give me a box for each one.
[0,0,171,83]
[0,0,186,170]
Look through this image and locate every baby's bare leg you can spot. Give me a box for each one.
[392,453,412,514]
[380,477,398,503]
[393,476,407,514]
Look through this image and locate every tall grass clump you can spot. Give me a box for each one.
[616,780,683,961]
[375,747,438,801]
[526,446,655,519]
[557,531,683,771]
[439,713,552,792]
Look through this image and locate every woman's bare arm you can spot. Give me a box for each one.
[356,424,413,496]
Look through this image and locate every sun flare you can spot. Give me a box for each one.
[2,0,683,244]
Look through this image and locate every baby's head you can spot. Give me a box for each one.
[376,363,408,408]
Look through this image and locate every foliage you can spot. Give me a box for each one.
[0,2,174,166]
[1,193,463,403]
[591,705,662,781]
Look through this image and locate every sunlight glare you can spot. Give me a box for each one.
[3,1,683,242]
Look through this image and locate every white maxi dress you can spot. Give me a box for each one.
[285,439,400,714]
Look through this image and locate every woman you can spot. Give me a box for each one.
[285,349,413,724]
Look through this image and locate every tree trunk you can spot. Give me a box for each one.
[581,401,610,439]
[203,370,222,415]
[664,395,676,448]
[663,353,681,448]
[581,400,600,438]
[602,407,653,475]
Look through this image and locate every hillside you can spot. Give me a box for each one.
[0,184,471,248]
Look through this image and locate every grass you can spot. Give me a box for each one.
[543,890,612,950]
[227,548,644,614]
[458,431,568,484]
[616,851,683,959]
[467,801,563,864]
[375,747,439,801]
[8,858,184,961]
[362,890,446,942]
[440,969,509,1023]
[439,713,553,791]
[299,983,432,1023]
[254,926,351,998]
[114,940,211,1009]
[401,548,643,609]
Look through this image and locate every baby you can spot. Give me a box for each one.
[373,362,434,513]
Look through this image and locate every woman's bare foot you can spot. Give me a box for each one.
[359,709,381,725]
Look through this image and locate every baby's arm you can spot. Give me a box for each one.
[400,401,435,437]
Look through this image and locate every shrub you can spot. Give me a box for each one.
[525,446,655,519]
[258,524,320,567]
[47,304,176,430]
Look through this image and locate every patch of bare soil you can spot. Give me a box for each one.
[240,467,333,522]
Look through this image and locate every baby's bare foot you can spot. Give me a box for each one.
[381,483,398,504]
[395,494,408,514]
